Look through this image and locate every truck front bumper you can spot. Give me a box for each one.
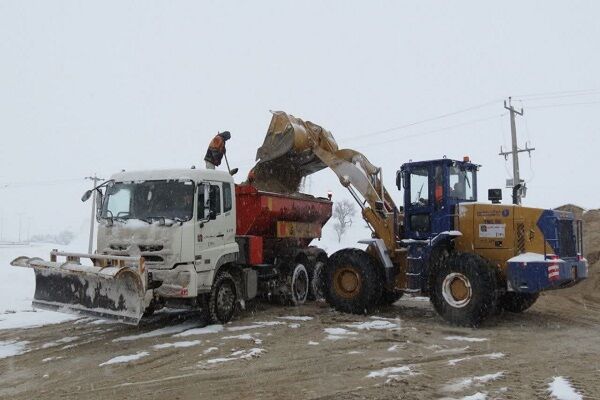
[506,258,588,293]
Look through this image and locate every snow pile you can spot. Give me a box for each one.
[172,324,224,337]
[226,321,285,332]
[324,327,358,340]
[41,336,79,349]
[99,351,149,366]
[346,320,399,330]
[308,341,319,345]
[277,316,313,321]
[448,353,504,366]
[0,340,29,359]
[206,348,264,364]
[444,336,488,342]
[366,365,412,378]
[547,377,583,400]
[152,340,201,349]
[443,372,504,393]
[0,311,76,330]
[113,322,200,342]
[222,333,262,345]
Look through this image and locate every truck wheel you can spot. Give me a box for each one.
[290,264,309,306]
[208,271,237,324]
[311,260,326,301]
[430,253,498,327]
[325,249,382,314]
[499,292,539,313]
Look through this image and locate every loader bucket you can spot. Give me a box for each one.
[255,111,339,174]
[11,252,147,325]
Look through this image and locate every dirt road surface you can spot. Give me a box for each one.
[1,280,599,400]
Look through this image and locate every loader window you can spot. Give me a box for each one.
[410,167,429,207]
[449,166,475,201]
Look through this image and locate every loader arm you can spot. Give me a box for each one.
[255,111,402,257]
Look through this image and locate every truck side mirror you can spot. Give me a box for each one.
[81,190,93,202]
[488,188,502,204]
[395,171,402,191]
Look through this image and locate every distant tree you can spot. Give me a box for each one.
[333,200,357,243]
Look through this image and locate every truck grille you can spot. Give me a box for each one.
[558,219,577,258]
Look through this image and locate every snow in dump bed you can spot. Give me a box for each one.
[276,316,313,321]
[113,322,200,342]
[0,340,29,359]
[99,351,149,366]
[152,340,201,349]
[173,324,223,337]
[547,377,583,400]
[443,372,504,393]
[444,336,488,342]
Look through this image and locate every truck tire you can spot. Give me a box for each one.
[208,271,237,324]
[289,264,309,306]
[499,292,539,313]
[430,253,498,327]
[311,260,326,301]
[325,249,383,314]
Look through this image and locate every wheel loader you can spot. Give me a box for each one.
[255,111,588,326]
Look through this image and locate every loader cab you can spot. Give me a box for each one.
[399,158,478,239]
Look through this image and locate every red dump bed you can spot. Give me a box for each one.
[235,184,332,239]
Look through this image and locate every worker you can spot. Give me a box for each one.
[204,131,231,170]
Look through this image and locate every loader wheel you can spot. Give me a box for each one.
[499,292,539,313]
[208,271,237,324]
[325,249,383,314]
[430,253,498,327]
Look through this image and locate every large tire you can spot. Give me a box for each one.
[311,260,327,301]
[499,292,539,313]
[430,253,498,327]
[208,271,237,324]
[325,249,383,314]
[289,263,309,306]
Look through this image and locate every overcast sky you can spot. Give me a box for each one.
[1,1,599,240]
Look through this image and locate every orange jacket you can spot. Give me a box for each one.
[204,135,226,166]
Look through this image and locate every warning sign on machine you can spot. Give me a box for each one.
[478,224,506,238]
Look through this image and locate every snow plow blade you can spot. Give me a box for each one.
[10,251,147,325]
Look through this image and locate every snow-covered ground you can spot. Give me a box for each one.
[0,236,90,329]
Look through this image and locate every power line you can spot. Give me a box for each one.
[512,88,600,99]
[359,113,506,148]
[345,99,502,141]
[0,178,84,189]
[526,99,600,110]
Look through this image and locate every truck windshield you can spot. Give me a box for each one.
[449,166,475,201]
[102,180,195,222]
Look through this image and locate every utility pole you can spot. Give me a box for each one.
[84,175,102,253]
[499,97,534,205]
